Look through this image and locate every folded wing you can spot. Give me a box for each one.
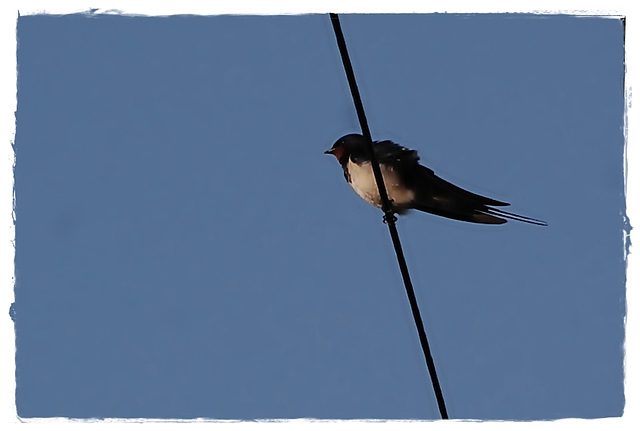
[409,165,545,225]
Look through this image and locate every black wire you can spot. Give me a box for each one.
[329,13,449,420]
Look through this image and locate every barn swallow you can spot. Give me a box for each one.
[325,134,546,225]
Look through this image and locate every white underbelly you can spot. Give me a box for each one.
[347,160,415,208]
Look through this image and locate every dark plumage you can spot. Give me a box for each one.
[325,134,546,226]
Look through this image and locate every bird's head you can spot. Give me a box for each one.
[324,133,366,163]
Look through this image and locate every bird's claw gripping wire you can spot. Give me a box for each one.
[382,199,398,224]
[383,211,398,224]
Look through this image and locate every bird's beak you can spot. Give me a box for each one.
[324,148,335,155]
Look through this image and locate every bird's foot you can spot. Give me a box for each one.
[383,212,397,224]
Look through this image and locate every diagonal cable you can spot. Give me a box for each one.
[329,13,449,420]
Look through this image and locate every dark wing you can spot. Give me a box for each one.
[359,140,508,223]
[350,139,419,165]
[373,140,420,164]
[407,165,547,225]
[408,165,511,224]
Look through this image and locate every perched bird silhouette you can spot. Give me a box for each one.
[325,134,546,226]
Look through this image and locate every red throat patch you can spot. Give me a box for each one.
[331,147,345,162]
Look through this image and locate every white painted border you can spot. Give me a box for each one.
[1,1,635,429]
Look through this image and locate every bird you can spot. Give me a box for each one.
[325,134,546,226]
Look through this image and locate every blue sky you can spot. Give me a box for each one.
[6,9,631,422]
